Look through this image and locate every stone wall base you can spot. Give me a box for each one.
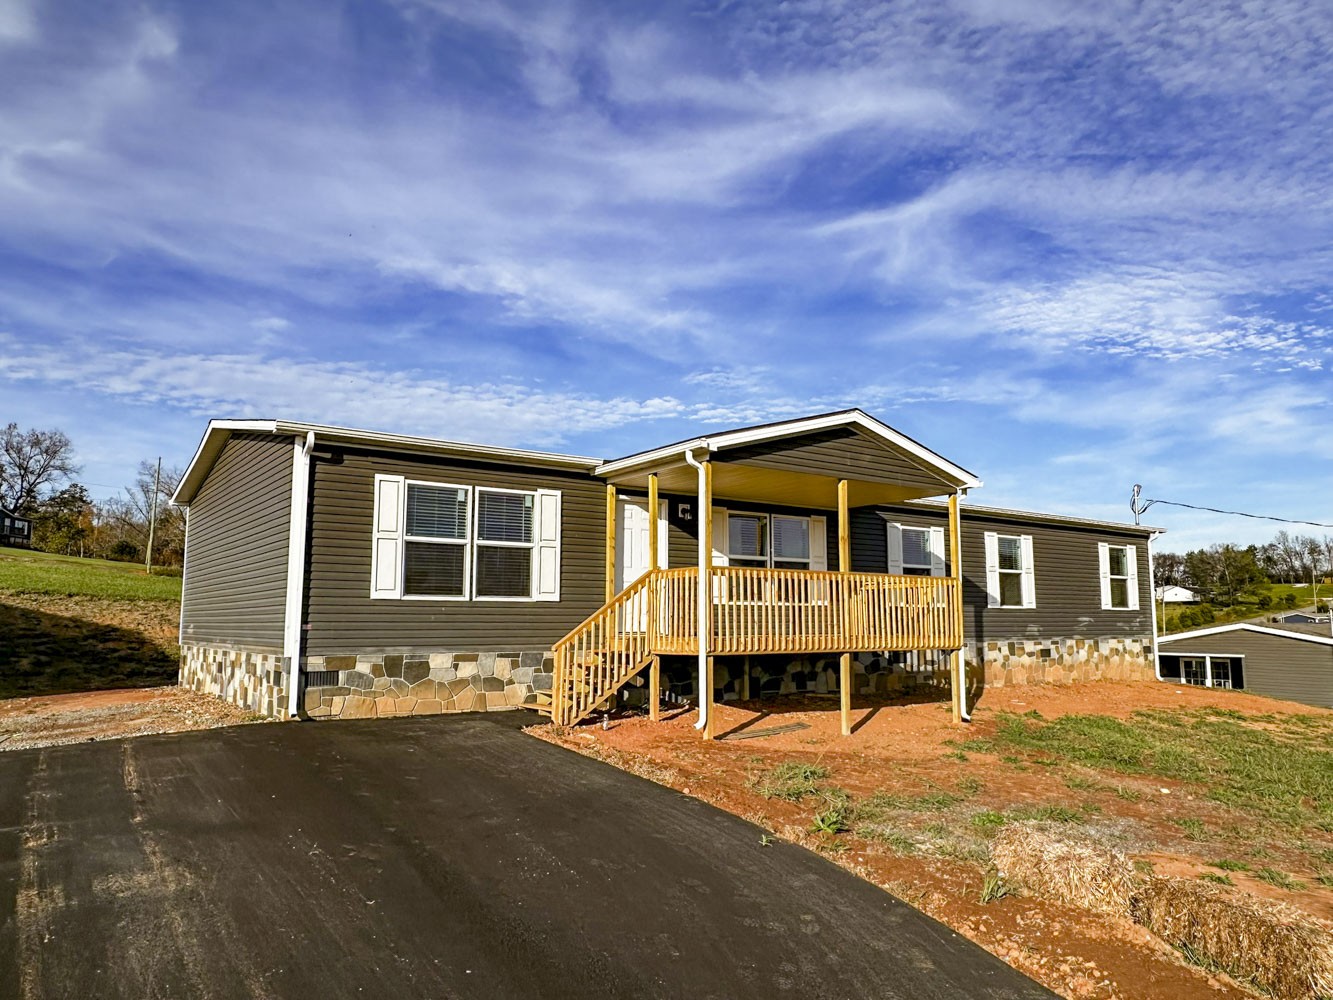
[301,650,555,720]
[648,636,1152,705]
[180,643,287,718]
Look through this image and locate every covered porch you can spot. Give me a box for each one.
[548,410,981,736]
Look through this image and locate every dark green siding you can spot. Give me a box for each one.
[302,448,605,655]
[180,433,292,650]
[1159,630,1333,708]
[851,505,1153,641]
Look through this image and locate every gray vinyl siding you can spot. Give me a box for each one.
[717,428,952,493]
[302,448,605,655]
[180,433,293,650]
[851,505,1154,642]
[1159,631,1333,708]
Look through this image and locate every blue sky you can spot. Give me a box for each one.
[2,0,1331,551]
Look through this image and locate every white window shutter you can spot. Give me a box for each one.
[1125,544,1139,610]
[929,526,946,577]
[370,474,405,599]
[710,508,729,567]
[809,516,828,571]
[1020,535,1036,608]
[983,531,1000,607]
[1097,542,1111,609]
[534,489,562,601]
[885,523,904,574]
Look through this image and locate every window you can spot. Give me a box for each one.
[714,510,826,571]
[371,476,560,601]
[1210,657,1234,690]
[404,483,469,597]
[474,489,534,598]
[771,515,810,569]
[1098,542,1139,610]
[984,532,1035,608]
[728,514,768,568]
[1181,657,1207,686]
[887,522,945,576]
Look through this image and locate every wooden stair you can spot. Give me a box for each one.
[548,570,661,727]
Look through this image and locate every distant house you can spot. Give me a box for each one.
[1155,585,1198,604]
[1274,611,1330,625]
[0,506,31,547]
[1157,623,1333,709]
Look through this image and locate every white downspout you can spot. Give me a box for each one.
[684,445,710,731]
[284,431,316,718]
[1147,530,1163,681]
[955,488,971,723]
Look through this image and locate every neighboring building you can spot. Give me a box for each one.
[0,506,32,547]
[173,410,1159,726]
[1274,610,1330,625]
[1158,623,1333,709]
[1155,585,1198,604]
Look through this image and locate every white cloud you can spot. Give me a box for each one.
[0,0,35,43]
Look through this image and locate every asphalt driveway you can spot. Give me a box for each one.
[0,712,1053,999]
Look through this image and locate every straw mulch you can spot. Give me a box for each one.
[992,822,1333,1000]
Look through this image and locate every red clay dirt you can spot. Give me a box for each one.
[534,681,1333,1000]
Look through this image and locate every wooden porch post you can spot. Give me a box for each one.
[605,483,617,603]
[702,461,715,740]
[948,491,964,724]
[838,479,852,737]
[648,474,661,722]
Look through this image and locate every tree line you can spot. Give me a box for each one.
[1154,530,1333,611]
[0,423,185,567]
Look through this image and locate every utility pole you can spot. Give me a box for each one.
[145,457,161,576]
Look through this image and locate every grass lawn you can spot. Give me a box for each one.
[0,547,181,601]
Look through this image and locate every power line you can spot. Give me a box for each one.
[1130,486,1333,529]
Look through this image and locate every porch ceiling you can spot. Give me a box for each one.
[607,462,953,507]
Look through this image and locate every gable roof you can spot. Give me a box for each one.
[173,419,602,506]
[595,409,982,490]
[1158,622,1333,648]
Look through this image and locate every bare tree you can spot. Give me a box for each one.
[0,424,79,512]
[111,461,186,566]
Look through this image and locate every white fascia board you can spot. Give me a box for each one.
[1157,623,1333,648]
[173,419,279,505]
[271,421,602,471]
[899,498,1163,536]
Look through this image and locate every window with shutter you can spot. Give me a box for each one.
[404,483,469,598]
[474,489,534,598]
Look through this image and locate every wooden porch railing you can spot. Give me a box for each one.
[548,567,962,726]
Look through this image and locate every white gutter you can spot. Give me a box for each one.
[1147,531,1163,680]
[684,445,711,732]
[283,431,315,718]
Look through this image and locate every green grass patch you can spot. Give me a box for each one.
[1008,804,1085,824]
[970,810,1007,835]
[1198,872,1234,887]
[1255,867,1306,891]
[1209,858,1251,872]
[1173,817,1208,841]
[1315,873,1333,888]
[0,548,181,601]
[991,708,1333,829]
[751,761,830,801]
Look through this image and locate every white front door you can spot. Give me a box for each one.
[616,500,652,592]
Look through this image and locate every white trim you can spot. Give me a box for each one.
[1157,622,1333,647]
[1019,534,1036,608]
[175,418,599,505]
[534,489,562,601]
[1147,532,1162,679]
[808,516,827,572]
[595,409,983,489]
[1098,542,1112,609]
[886,522,905,574]
[983,531,1000,608]
[283,432,314,718]
[178,506,190,644]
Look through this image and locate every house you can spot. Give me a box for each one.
[1274,610,1330,625]
[172,410,1159,732]
[1155,585,1198,604]
[0,506,32,547]
[1157,623,1333,708]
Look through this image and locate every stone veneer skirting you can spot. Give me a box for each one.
[646,635,1152,705]
[301,650,555,721]
[180,643,288,717]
